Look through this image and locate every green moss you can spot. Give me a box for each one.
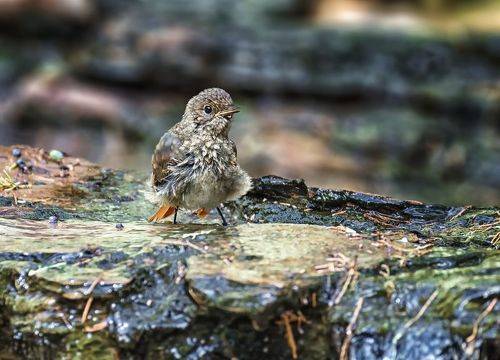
[61,333,118,360]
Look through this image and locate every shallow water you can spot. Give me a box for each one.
[0,218,383,292]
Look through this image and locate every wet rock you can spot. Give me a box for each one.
[0,146,498,359]
[11,148,21,158]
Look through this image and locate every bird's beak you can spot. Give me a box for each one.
[218,106,240,120]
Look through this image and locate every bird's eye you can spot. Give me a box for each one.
[204,105,212,114]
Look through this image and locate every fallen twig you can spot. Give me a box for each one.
[404,289,439,330]
[340,297,364,360]
[364,212,406,227]
[188,287,205,305]
[276,311,309,359]
[475,220,500,230]
[81,297,94,324]
[282,313,297,359]
[84,320,108,333]
[84,276,102,296]
[311,292,317,308]
[334,270,355,305]
[81,275,102,324]
[449,206,471,220]
[491,232,500,247]
[378,239,433,257]
[315,252,352,274]
[58,313,73,330]
[331,210,346,217]
[465,298,498,355]
[163,239,207,253]
[391,289,439,351]
[296,311,308,334]
[333,259,358,306]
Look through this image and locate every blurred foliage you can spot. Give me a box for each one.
[0,0,498,205]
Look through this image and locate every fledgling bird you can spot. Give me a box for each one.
[147,88,251,226]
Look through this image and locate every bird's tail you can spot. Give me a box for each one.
[148,205,176,222]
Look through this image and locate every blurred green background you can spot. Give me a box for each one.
[0,0,499,206]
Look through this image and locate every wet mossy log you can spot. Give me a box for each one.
[0,145,498,359]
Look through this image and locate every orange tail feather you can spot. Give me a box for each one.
[148,206,176,222]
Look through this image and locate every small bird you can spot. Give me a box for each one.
[147,88,251,226]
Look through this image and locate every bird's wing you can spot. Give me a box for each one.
[151,131,183,188]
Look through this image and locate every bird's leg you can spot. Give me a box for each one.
[216,206,228,226]
[173,207,178,224]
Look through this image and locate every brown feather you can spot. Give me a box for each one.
[151,133,182,188]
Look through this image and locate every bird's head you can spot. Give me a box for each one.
[182,88,239,137]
